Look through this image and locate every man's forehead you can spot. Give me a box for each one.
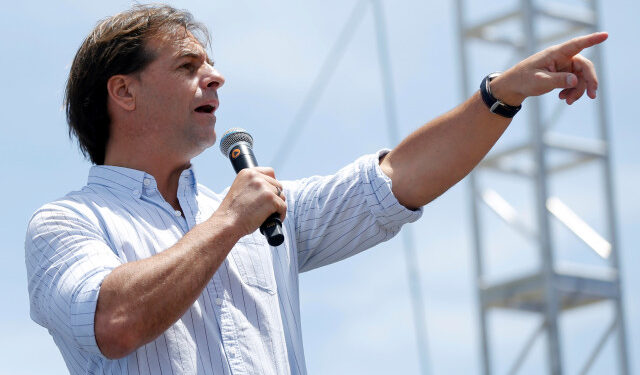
[175,37,208,58]
[148,31,211,62]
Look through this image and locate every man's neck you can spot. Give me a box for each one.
[104,149,190,211]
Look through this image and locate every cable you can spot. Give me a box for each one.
[271,1,433,372]
[270,0,369,169]
[371,1,431,373]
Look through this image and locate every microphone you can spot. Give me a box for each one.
[219,128,285,246]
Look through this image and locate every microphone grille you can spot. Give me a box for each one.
[219,128,253,156]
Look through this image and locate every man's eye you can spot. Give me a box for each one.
[181,63,196,72]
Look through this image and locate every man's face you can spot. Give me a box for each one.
[133,31,225,161]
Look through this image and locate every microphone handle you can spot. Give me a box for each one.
[228,143,285,246]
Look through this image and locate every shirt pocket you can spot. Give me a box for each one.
[228,233,277,294]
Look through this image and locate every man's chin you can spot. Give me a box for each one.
[201,134,218,154]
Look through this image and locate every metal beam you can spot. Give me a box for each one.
[457,1,628,374]
[371,1,431,373]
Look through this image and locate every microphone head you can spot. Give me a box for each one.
[219,128,254,156]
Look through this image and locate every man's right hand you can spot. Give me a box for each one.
[95,166,286,358]
[213,166,287,239]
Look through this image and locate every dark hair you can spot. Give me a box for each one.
[64,4,210,164]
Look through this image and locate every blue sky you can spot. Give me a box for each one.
[0,1,637,374]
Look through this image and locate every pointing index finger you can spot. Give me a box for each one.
[558,32,608,57]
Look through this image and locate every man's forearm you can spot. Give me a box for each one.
[380,32,607,210]
[95,166,287,359]
[94,213,241,359]
[380,90,511,209]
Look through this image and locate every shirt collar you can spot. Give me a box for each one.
[88,165,197,198]
[177,167,197,197]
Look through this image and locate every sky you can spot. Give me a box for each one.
[0,0,638,374]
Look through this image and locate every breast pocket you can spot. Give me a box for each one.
[228,232,277,294]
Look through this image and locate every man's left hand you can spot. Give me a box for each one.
[490,31,608,107]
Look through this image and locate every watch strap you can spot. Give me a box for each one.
[480,72,521,118]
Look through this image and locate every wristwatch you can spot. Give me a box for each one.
[480,72,521,118]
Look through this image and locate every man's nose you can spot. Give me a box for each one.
[202,64,225,89]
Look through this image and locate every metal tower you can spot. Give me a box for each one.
[454,0,629,374]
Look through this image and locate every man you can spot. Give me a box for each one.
[25,4,607,375]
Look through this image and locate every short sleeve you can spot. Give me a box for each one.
[363,149,424,229]
[25,202,122,355]
[284,150,423,272]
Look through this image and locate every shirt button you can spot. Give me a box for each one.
[143,178,151,186]
[132,189,139,196]
[215,298,223,306]
[174,210,182,217]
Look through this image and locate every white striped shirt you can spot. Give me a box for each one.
[25,151,422,375]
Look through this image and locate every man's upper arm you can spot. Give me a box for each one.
[287,151,423,272]
[25,201,122,355]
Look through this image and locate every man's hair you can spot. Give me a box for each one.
[64,4,210,165]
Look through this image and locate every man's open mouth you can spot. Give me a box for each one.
[195,105,215,114]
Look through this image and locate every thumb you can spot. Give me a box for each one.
[546,72,577,88]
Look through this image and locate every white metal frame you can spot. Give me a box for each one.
[454,0,630,374]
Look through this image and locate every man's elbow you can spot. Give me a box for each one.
[379,151,430,209]
[95,313,141,359]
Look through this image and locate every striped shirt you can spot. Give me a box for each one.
[25,151,422,375]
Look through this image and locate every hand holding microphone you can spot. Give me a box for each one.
[219,128,285,246]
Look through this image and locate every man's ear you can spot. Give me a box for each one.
[107,74,136,111]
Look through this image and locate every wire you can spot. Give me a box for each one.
[371,1,431,374]
[270,0,369,169]
[270,1,433,373]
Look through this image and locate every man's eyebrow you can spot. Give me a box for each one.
[176,50,214,65]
